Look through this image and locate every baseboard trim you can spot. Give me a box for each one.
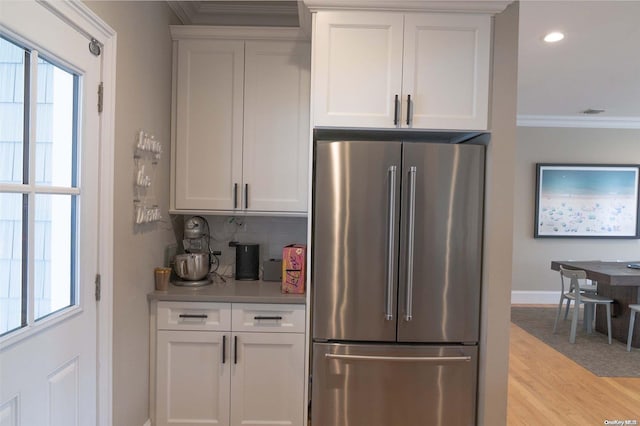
[143,420,151,426]
[511,291,559,305]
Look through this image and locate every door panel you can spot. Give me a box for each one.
[156,331,230,426]
[0,2,100,425]
[230,332,304,426]
[313,12,404,128]
[402,14,491,130]
[174,39,244,210]
[398,143,484,343]
[311,342,478,426]
[242,40,310,212]
[313,141,401,341]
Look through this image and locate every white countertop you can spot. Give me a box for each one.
[148,279,306,304]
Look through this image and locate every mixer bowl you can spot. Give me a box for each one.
[174,253,210,281]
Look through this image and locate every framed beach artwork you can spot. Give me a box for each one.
[534,164,640,238]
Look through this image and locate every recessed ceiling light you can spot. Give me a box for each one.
[543,31,565,43]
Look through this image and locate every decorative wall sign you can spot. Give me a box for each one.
[535,164,640,238]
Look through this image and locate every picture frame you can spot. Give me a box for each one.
[534,164,640,238]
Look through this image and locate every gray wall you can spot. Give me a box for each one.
[477,2,519,425]
[84,2,178,425]
[513,126,640,294]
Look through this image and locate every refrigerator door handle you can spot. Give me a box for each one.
[385,165,397,321]
[405,166,417,322]
[325,353,471,363]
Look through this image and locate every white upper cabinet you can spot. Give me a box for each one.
[171,28,310,214]
[313,11,491,130]
[243,41,310,212]
[313,12,404,128]
[174,39,244,211]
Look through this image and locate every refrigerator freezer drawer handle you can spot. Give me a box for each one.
[385,165,397,321]
[405,166,417,322]
[325,354,471,363]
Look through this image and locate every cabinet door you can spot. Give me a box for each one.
[402,14,491,130]
[230,332,305,426]
[242,41,310,212]
[174,40,244,210]
[313,11,404,128]
[156,331,230,426]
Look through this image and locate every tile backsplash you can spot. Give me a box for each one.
[202,215,307,278]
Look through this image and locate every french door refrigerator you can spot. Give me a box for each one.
[311,140,484,426]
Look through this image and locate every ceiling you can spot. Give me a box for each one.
[168,1,640,128]
[517,1,640,128]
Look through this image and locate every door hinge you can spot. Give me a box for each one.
[95,273,101,301]
[98,82,104,113]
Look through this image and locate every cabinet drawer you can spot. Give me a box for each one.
[232,304,305,333]
[157,301,231,331]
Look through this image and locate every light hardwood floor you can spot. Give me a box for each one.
[508,322,640,424]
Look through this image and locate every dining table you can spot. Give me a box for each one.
[551,260,640,348]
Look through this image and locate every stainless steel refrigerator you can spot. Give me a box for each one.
[311,140,484,426]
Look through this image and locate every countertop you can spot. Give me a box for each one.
[147,279,306,304]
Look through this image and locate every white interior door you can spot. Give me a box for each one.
[0,2,101,425]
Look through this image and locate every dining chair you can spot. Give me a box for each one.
[553,266,613,344]
[555,265,598,323]
[627,304,640,352]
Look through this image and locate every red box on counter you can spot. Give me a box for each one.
[282,244,306,294]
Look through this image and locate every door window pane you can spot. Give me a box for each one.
[0,37,25,184]
[36,58,75,187]
[0,193,24,335]
[34,193,75,320]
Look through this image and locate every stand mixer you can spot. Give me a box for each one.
[172,216,213,287]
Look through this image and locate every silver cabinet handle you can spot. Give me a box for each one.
[244,183,249,209]
[406,94,412,126]
[385,165,397,321]
[405,166,417,322]
[326,354,471,363]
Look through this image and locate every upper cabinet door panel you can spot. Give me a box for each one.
[402,14,491,130]
[174,40,244,210]
[243,40,310,212]
[313,12,404,128]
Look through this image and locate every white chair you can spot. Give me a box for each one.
[555,267,598,324]
[553,266,613,344]
[627,304,640,352]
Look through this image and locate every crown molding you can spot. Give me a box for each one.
[167,1,299,26]
[170,25,309,41]
[517,115,640,129]
[302,0,511,14]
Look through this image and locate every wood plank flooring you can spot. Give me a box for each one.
[508,322,640,424]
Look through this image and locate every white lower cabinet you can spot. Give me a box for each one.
[153,302,305,426]
[156,331,230,425]
[231,332,304,426]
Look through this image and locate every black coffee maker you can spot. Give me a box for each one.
[234,243,259,280]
